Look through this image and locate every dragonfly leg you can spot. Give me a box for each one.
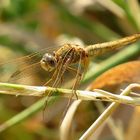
[48,48,73,89]
[72,71,82,99]
[63,53,83,117]
[68,53,83,102]
[43,69,58,86]
[43,52,65,86]
[67,66,77,74]
[72,53,83,99]
[42,58,64,120]
[42,48,74,119]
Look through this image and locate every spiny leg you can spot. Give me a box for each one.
[72,53,83,99]
[65,53,83,111]
[42,60,64,121]
[67,50,89,104]
[50,48,75,90]
[43,58,63,86]
[67,66,78,74]
[43,45,72,86]
[46,48,73,91]
[42,48,74,119]
[42,58,64,119]
[42,58,63,103]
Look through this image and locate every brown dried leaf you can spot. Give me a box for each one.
[89,61,140,92]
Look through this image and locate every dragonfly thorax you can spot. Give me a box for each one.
[40,53,57,71]
[40,44,89,73]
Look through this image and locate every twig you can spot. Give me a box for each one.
[80,83,140,140]
[0,82,140,105]
[60,100,82,140]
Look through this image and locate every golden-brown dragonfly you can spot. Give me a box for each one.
[39,33,140,98]
[0,33,140,99]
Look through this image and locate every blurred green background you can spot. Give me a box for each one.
[0,0,140,140]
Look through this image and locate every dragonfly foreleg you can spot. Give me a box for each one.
[72,53,83,99]
[42,48,74,117]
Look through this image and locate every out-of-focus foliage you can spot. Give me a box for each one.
[0,0,140,140]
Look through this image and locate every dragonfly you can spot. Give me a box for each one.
[39,33,140,98]
[1,33,140,100]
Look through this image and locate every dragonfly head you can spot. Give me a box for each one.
[40,53,57,71]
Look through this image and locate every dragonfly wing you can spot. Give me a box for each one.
[0,47,54,85]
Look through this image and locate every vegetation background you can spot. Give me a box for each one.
[0,0,140,140]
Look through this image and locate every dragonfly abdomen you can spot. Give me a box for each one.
[86,33,140,57]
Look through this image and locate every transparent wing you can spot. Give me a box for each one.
[0,46,58,85]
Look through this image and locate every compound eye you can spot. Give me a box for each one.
[40,53,57,71]
[48,58,56,67]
